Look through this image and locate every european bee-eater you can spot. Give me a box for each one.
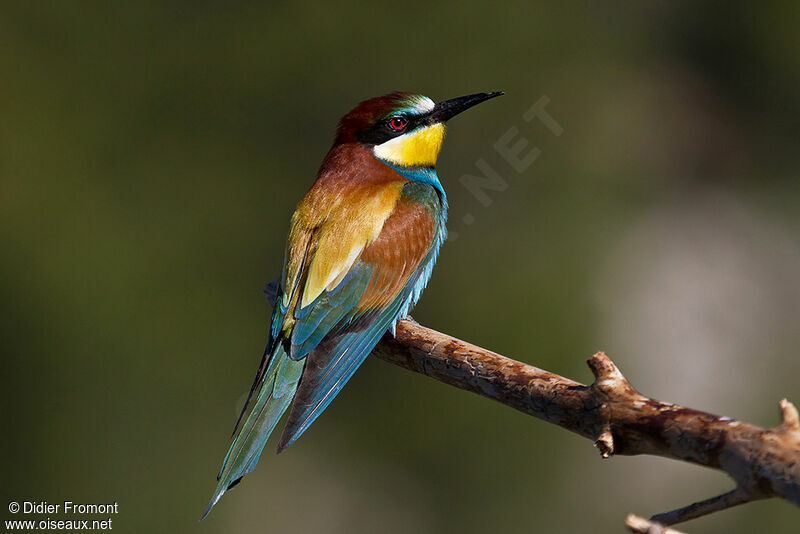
[204,91,503,517]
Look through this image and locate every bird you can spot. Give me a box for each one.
[203,90,503,518]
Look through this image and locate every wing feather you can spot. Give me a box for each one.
[277,187,440,451]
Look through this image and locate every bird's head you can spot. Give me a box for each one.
[335,91,503,168]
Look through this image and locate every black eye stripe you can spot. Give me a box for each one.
[357,114,420,146]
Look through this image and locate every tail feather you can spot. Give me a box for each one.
[230,341,272,438]
[202,345,304,519]
[276,289,407,453]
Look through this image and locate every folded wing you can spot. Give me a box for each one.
[277,183,441,451]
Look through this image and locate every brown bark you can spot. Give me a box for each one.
[626,514,687,534]
[263,281,798,526]
[372,318,800,526]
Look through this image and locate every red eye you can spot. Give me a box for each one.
[389,117,406,130]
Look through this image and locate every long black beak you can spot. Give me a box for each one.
[427,91,504,123]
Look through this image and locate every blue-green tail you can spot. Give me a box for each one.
[202,344,304,519]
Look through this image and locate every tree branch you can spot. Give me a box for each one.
[372,318,800,526]
[626,514,687,534]
[262,283,799,525]
[649,488,753,526]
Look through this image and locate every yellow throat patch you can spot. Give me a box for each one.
[373,123,446,167]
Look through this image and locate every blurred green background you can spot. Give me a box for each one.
[2,2,799,532]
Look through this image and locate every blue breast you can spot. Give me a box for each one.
[389,166,449,330]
